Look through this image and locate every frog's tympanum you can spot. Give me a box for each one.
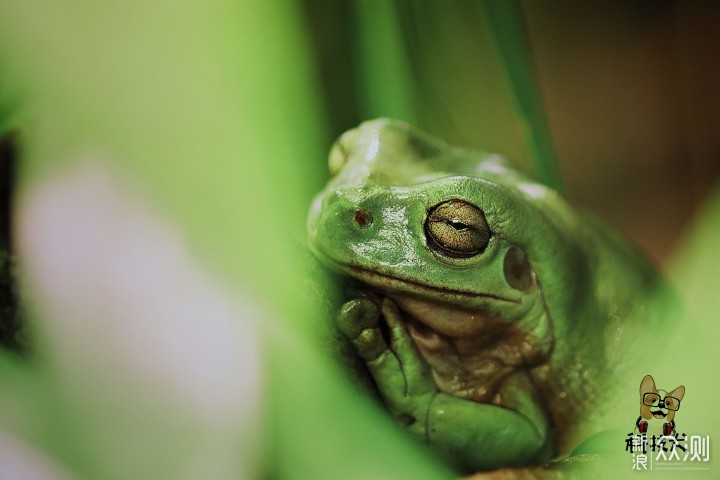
[307,119,669,472]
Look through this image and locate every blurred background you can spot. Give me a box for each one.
[0,1,718,479]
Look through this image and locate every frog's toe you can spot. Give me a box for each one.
[336,298,387,360]
[336,298,380,336]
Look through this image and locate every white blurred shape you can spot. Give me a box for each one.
[17,160,263,426]
[0,432,74,480]
[517,182,551,200]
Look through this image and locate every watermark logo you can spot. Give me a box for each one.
[626,374,710,471]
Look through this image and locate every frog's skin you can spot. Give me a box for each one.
[307,119,669,472]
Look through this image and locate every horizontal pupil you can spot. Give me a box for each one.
[447,219,469,230]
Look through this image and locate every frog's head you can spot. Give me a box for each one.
[308,119,585,349]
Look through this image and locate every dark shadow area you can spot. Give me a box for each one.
[0,132,24,354]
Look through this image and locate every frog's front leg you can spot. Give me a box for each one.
[335,296,437,426]
[427,372,553,470]
[336,296,552,471]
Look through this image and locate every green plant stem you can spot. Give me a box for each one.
[482,0,564,192]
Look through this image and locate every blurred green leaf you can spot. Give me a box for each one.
[0,1,451,479]
[481,0,564,192]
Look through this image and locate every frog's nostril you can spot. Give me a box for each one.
[354,209,373,228]
[504,246,534,292]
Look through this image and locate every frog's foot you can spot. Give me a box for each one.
[336,296,386,361]
[336,297,436,426]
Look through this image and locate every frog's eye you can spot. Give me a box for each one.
[328,141,348,177]
[425,200,491,258]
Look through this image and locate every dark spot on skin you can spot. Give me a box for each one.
[503,246,533,292]
[354,209,373,228]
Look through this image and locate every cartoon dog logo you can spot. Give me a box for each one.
[634,374,685,437]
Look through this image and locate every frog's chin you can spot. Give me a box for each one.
[389,293,506,338]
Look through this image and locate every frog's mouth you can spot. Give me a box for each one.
[312,248,544,336]
[346,265,536,339]
[346,265,522,304]
[333,256,554,357]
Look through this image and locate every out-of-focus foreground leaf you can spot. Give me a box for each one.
[0,1,451,479]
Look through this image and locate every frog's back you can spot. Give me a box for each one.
[542,207,677,450]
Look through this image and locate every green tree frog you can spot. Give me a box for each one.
[307,119,671,472]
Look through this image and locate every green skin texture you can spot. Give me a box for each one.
[307,119,668,472]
